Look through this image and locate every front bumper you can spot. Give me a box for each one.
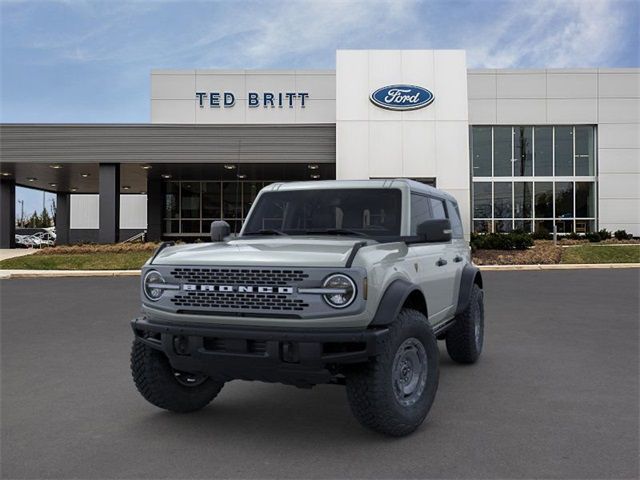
[131,317,389,387]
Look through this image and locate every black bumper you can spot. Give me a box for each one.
[131,317,388,387]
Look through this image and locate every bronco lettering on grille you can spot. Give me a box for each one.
[182,284,294,294]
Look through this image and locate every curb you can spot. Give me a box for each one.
[478,263,640,271]
[1,263,639,279]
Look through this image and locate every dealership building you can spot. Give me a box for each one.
[0,50,638,247]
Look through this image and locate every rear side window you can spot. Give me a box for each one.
[429,198,447,220]
[447,200,464,238]
[410,194,432,234]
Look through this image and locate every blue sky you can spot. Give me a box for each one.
[2,0,639,217]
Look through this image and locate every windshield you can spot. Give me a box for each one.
[242,188,402,241]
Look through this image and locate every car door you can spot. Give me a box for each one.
[409,194,457,325]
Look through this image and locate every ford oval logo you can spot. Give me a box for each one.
[370,84,434,111]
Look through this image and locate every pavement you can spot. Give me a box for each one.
[1,270,638,479]
[0,248,37,261]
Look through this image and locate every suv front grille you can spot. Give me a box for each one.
[169,268,308,286]
[170,291,310,311]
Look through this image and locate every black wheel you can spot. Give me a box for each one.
[445,283,484,364]
[345,309,439,437]
[131,340,224,413]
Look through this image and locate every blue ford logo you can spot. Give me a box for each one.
[370,84,434,111]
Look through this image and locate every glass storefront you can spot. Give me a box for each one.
[470,125,597,234]
[163,180,274,236]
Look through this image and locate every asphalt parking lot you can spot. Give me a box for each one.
[1,269,638,479]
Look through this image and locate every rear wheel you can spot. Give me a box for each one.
[345,309,439,437]
[131,340,224,413]
[445,283,484,364]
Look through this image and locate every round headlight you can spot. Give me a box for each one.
[322,274,356,308]
[143,270,165,301]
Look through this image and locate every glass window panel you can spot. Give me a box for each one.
[555,181,573,218]
[495,220,513,233]
[493,182,512,218]
[514,220,532,232]
[410,194,432,235]
[513,127,533,176]
[534,127,553,176]
[534,220,554,235]
[472,127,492,176]
[180,220,201,234]
[493,127,513,176]
[473,182,492,218]
[202,182,221,219]
[514,182,532,218]
[575,126,595,176]
[163,219,179,234]
[243,182,262,217]
[575,182,595,217]
[429,198,447,220]
[473,220,491,233]
[447,200,464,239]
[534,182,553,218]
[222,182,242,218]
[164,182,179,218]
[555,220,573,234]
[555,127,573,176]
[180,182,201,219]
[575,220,595,234]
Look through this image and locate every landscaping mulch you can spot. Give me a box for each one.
[473,241,563,265]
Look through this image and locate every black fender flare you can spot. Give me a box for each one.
[455,264,483,316]
[370,279,426,326]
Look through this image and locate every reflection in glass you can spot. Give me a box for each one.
[243,182,262,217]
[513,127,533,176]
[514,220,532,232]
[222,182,241,218]
[181,220,201,234]
[555,181,573,218]
[473,182,492,218]
[493,182,512,218]
[575,127,594,176]
[164,182,179,218]
[555,127,573,176]
[202,182,221,219]
[181,182,201,219]
[494,127,512,176]
[575,182,595,217]
[535,220,554,234]
[535,182,553,218]
[472,127,492,176]
[473,220,491,233]
[555,220,573,234]
[514,182,532,218]
[494,220,512,233]
[534,127,553,176]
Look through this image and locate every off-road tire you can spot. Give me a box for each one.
[131,340,224,413]
[345,309,439,437]
[445,283,484,364]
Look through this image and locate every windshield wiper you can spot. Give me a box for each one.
[304,228,370,238]
[243,229,287,236]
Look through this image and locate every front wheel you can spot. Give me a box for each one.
[345,309,439,437]
[131,340,224,413]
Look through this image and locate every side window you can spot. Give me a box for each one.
[429,198,447,220]
[410,194,432,234]
[447,200,464,238]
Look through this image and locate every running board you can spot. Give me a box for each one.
[433,318,457,337]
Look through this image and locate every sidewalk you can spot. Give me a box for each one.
[1,263,639,279]
[0,249,38,261]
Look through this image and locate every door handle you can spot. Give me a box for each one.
[436,258,447,267]
[454,255,463,263]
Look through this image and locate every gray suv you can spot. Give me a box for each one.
[131,179,484,436]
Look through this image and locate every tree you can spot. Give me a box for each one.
[40,207,52,227]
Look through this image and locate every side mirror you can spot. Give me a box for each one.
[210,220,230,242]
[416,219,452,243]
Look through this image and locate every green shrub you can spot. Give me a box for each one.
[471,231,533,250]
[566,232,582,240]
[598,228,612,240]
[586,232,602,242]
[614,229,631,240]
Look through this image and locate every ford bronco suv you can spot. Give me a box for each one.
[131,179,484,436]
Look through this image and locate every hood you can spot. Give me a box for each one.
[150,237,373,267]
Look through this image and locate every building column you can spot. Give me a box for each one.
[55,192,70,245]
[146,177,163,242]
[0,179,16,248]
[99,163,120,244]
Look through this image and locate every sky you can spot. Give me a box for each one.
[1,0,639,218]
